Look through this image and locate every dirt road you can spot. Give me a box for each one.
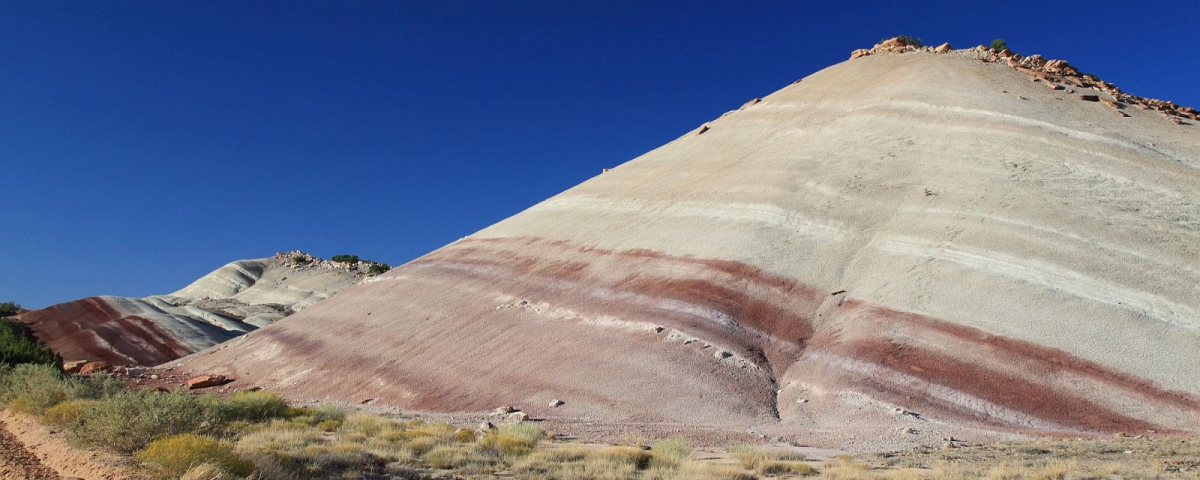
[0,416,59,480]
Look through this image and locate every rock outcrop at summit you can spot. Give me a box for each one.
[18,252,374,366]
[177,43,1200,445]
[853,37,1199,124]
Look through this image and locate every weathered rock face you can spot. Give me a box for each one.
[19,252,372,366]
[179,51,1200,441]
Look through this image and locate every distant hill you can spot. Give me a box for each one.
[17,251,385,366]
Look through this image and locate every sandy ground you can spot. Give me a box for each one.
[0,410,146,480]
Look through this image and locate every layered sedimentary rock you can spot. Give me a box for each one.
[20,252,371,366]
[180,46,1200,439]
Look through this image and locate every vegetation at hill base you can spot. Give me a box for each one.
[990,38,1008,51]
[0,301,20,317]
[1,317,61,368]
[1,304,1198,479]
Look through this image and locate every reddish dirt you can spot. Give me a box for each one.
[810,299,1200,433]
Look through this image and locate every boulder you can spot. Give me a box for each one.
[509,411,529,422]
[186,374,229,389]
[79,361,109,376]
[934,43,952,53]
[1021,54,1047,69]
[493,405,516,415]
[740,98,761,110]
[549,399,565,407]
[850,49,871,59]
[1044,59,1079,76]
[878,37,906,51]
[62,360,89,374]
[475,421,496,437]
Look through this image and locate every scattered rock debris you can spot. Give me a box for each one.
[851,37,1198,125]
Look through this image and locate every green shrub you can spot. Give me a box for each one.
[424,445,495,470]
[342,413,391,437]
[729,444,770,470]
[479,433,533,457]
[0,318,61,368]
[317,419,341,432]
[499,422,545,445]
[895,35,924,48]
[991,38,1008,51]
[0,363,119,413]
[70,389,218,453]
[409,436,443,456]
[214,390,290,424]
[367,263,391,275]
[591,446,654,470]
[308,404,346,423]
[40,399,96,426]
[653,437,692,464]
[331,254,360,264]
[135,434,254,480]
[759,461,817,475]
[0,301,19,318]
[453,428,475,442]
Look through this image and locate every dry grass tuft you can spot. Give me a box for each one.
[135,434,253,480]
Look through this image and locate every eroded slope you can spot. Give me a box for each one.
[178,50,1200,443]
[20,252,372,366]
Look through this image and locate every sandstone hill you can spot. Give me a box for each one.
[177,39,1200,447]
[19,252,381,366]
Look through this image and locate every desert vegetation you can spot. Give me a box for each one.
[3,362,1200,478]
[331,253,391,275]
[892,35,923,48]
[990,38,1008,51]
[0,301,20,317]
[0,316,61,368]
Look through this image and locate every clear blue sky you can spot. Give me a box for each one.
[2,1,1196,308]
